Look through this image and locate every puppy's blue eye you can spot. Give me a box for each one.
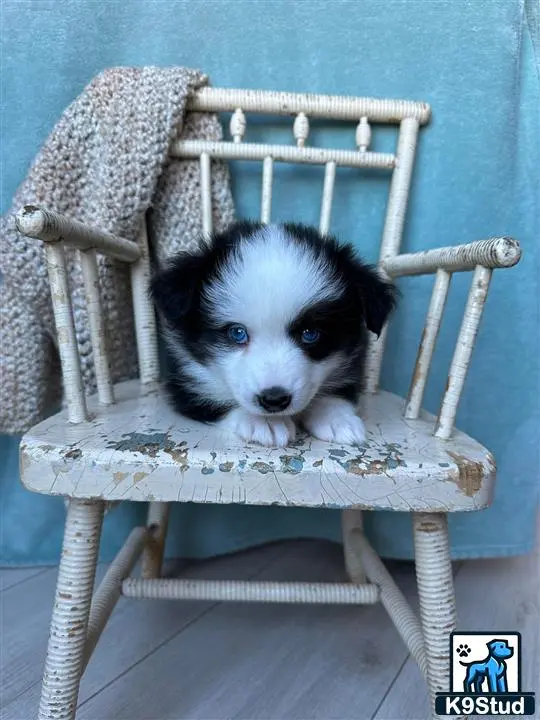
[227,325,249,344]
[301,329,320,344]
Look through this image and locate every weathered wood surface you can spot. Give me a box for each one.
[20,380,495,511]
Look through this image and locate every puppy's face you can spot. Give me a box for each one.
[151,223,396,416]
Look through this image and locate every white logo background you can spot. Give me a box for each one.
[451,633,520,693]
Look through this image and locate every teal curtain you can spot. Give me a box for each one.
[1,0,538,565]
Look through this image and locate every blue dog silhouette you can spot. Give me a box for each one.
[460,639,514,693]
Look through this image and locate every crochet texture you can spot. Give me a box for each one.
[0,67,235,434]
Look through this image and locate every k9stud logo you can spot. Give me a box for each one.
[435,632,535,716]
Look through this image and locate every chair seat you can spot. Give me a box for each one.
[20,379,495,511]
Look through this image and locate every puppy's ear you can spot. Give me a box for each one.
[149,253,205,323]
[355,263,397,337]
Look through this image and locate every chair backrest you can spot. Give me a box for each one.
[174,88,430,394]
[17,87,520,441]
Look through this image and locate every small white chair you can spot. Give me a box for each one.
[16,87,521,720]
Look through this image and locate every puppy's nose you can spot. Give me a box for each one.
[257,386,292,412]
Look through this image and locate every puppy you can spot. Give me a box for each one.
[150,221,396,447]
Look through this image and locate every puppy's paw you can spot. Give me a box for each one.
[219,408,296,447]
[301,396,366,445]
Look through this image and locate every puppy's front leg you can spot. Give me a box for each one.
[300,395,366,445]
[218,407,296,447]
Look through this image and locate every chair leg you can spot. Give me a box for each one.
[341,509,366,583]
[141,501,170,578]
[413,512,457,719]
[38,499,104,720]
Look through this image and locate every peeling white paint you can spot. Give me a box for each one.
[20,380,495,511]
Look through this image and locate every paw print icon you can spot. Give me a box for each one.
[456,643,471,658]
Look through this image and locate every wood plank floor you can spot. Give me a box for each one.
[1,527,538,720]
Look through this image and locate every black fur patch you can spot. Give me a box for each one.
[282,222,397,338]
[163,377,234,423]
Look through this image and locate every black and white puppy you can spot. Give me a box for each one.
[150,221,396,447]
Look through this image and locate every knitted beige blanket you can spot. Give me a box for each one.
[0,67,235,435]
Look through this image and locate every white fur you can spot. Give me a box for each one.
[218,399,366,448]
[200,225,345,416]
[219,407,296,447]
[204,225,342,324]
[300,396,366,445]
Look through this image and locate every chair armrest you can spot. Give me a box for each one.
[382,237,521,278]
[381,236,521,439]
[15,205,140,263]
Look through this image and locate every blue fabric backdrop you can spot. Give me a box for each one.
[1,0,538,565]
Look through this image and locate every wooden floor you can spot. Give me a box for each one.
[1,529,538,720]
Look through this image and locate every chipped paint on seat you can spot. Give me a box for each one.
[20,380,495,511]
